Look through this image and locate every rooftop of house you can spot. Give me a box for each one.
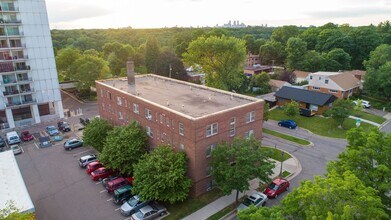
[309,71,361,90]
[97,74,261,119]
[269,79,291,88]
[244,65,273,71]
[293,70,310,78]
[310,71,342,76]
[275,86,337,106]
[342,70,366,76]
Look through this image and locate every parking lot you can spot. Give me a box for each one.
[11,125,132,220]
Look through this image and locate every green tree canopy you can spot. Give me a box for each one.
[55,47,82,80]
[271,25,300,45]
[83,118,113,152]
[284,101,300,117]
[99,122,148,176]
[364,44,391,71]
[259,41,286,65]
[325,48,351,71]
[132,146,192,204]
[330,99,354,127]
[299,28,321,50]
[211,138,274,203]
[183,35,247,91]
[249,72,271,94]
[0,201,34,220]
[145,36,161,73]
[286,37,307,71]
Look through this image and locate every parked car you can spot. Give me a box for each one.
[79,154,97,168]
[90,167,115,181]
[263,178,290,198]
[86,161,103,174]
[58,121,71,132]
[278,120,297,129]
[106,177,134,193]
[0,137,5,148]
[21,131,34,142]
[46,126,60,136]
[6,131,21,145]
[102,176,120,188]
[120,195,150,216]
[80,118,90,126]
[131,202,167,220]
[63,139,83,150]
[353,100,371,108]
[237,191,268,211]
[113,185,133,205]
[10,144,22,155]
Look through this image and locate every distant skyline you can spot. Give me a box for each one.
[46,0,391,29]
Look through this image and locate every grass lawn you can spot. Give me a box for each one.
[261,147,292,162]
[263,128,311,145]
[164,188,224,220]
[352,110,386,124]
[282,171,291,177]
[269,108,375,138]
[207,203,237,220]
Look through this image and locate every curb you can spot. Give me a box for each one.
[262,133,314,148]
[61,89,85,104]
[262,146,302,181]
[379,119,391,130]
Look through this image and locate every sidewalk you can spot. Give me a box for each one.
[348,115,381,127]
[183,151,301,220]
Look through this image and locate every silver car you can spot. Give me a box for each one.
[237,191,268,212]
[120,195,150,216]
[131,202,167,220]
[10,145,22,155]
[79,154,97,167]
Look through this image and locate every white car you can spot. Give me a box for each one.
[10,145,22,155]
[237,191,268,212]
[353,100,371,108]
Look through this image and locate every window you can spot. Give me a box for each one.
[100,89,104,97]
[246,112,255,123]
[180,143,185,151]
[118,111,123,120]
[206,123,218,137]
[133,104,139,114]
[229,117,235,137]
[313,86,320,90]
[206,165,212,176]
[124,100,128,108]
[179,123,184,136]
[160,114,163,124]
[102,103,105,110]
[117,97,122,106]
[161,133,165,142]
[146,126,153,137]
[206,143,217,157]
[310,76,313,80]
[325,79,329,84]
[329,89,338,93]
[245,130,254,139]
[108,92,112,100]
[319,77,321,80]
[145,108,152,120]
[166,118,170,127]
[206,180,214,192]
[172,120,175,129]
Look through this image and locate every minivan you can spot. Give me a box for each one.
[6,131,21,145]
[113,185,133,204]
[106,177,133,193]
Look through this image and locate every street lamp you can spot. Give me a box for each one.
[280,151,285,177]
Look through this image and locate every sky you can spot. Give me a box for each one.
[46,0,391,29]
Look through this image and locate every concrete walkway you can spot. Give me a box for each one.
[348,115,381,127]
[183,152,301,220]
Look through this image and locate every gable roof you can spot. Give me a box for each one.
[274,86,337,106]
[329,72,361,90]
[342,70,366,76]
[269,79,291,88]
[293,70,310,78]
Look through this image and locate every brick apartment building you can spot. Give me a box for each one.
[96,62,265,197]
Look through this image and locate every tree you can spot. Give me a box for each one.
[55,47,82,80]
[285,37,307,70]
[299,28,321,50]
[0,201,34,220]
[259,41,286,65]
[328,128,391,208]
[249,72,271,94]
[211,137,274,204]
[156,48,187,81]
[83,118,113,152]
[284,101,300,117]
[99,122,148,175]
[271,25,300,45]
[279,71,296,84]
[301,50,326,72]
[325,48,351,71]
[353,99,364,115]
[145,36,161,73]
[132,146,192,204]
[364,44,391,71]
[377,20,391,44]
[316,29,353,53]
[239,171,388,219]
[330,99,354,128]
[183,35,247,91]
[263,102,270,121]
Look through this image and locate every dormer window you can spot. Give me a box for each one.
[325,79,329,84]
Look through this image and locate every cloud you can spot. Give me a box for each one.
[47,2,111,23]
[305,6,391,19]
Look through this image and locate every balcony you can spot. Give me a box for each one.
[6,98,36,108]
[17,76,32,83]
[0,19,21,25]
[0,7,19,13]
[0,55,28,62]
[3,89,19,96]
[3,88,34,97]
[0,63,30,74]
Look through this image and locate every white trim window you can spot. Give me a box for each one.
[206,165,212,176]
[146,126,153,137]
[133,104,139,114]
[246,111,255,123]
[100,89,104,97]
[206,123,218,137]
[166,118,170,127]
[117,97,122,106]
[229,117,236,136]
[180,143,185,151]
[245,130,254,139]
[118,111,123,120]
[205,143,217,157]
[160,114,163,124]
[102,103,105,110]
[313,86,320,90]
[179,123,184,136]
[329,89,338,93]
[145,108,152,120]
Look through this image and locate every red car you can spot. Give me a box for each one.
[21,131,34,142]
[105,177,134,193]
[263,178,290,198]
[90,167,115,181]
[86,161,103,174]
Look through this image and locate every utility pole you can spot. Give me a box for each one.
[169,63,172,78]
[280,151,285,177]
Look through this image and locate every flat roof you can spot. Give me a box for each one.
[0,150,35,215]
[98,74,261,119]
[311,71,341,76]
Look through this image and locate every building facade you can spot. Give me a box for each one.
[96,62,264,197]
[0,0,63,129]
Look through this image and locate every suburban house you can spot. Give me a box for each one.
[342,70,366,82]
[244,65,273,77]
[269,79,291,92]
[96,61,265,197]
[274,86,337,115]
[246,53,260,67]
[307,72,361,99]
[293,70,310,84]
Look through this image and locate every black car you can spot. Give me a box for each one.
[0,137,5,150]
[58,121,71,132]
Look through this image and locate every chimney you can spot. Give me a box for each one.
[127,60,136,93]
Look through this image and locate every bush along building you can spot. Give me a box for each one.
[96,61,265,197]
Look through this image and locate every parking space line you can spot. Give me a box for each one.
[100,190,107,193]
[106,198,113,202]
[34,142,39,150]
[72,149,93,157]
[114,208,120,211]
[21,146,24,153]
[124,217,131,220]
